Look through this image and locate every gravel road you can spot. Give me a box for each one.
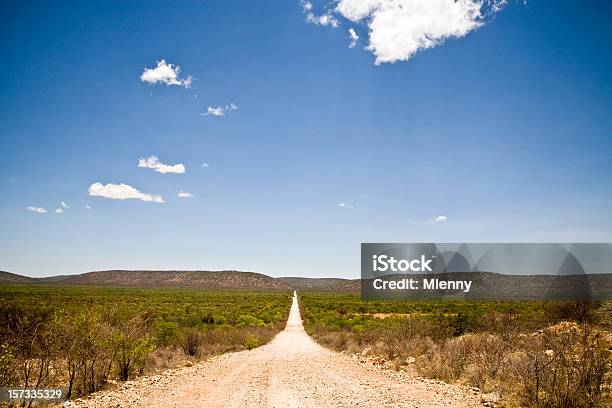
[64,291,482,408]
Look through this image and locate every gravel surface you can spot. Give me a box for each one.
[63,292,483,408]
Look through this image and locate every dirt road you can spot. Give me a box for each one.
[65,291,481,407]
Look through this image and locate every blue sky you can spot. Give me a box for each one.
[0,0,610,278]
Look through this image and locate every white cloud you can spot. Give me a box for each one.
[348,28,359,48]
[140,59,193,88]
[88,182,164,203]
[312,13,340,27]
[138,156,186,174]
[338,202,356,210]
[27,206,46,214]
[177,190,194,198]
[85,205,92,209]
[307,0,507,64]
[203,102,238,117]
[55,208,63,214]
[434,215,448,222]
[205,106,225,117]
[335,0,381,21]
[301,1,340,27]
[201,162,209,168]
[60,201,68,208]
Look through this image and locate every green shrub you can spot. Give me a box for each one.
[300,293,611,408]
[0,286,290,402]
[153,321,181,347]
[243,335,260,350]
[236,314,265,327]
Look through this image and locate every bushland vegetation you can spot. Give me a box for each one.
[0,286,290,404]
[300,294,611,408]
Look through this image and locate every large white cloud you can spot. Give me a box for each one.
[138,156,186,174]
[140,59,193,88]
[312,0,506,64]
[88,182,164,203]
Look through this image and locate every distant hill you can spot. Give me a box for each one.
[2,270,610,298]
[279,277,359,292]
[0,270,292,291]
[0,271,37,285]
[0,270,360,292]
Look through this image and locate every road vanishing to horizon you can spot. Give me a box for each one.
[64,292,481,408]
[3,1,610,407]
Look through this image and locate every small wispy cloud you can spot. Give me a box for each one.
[177,190,194,198]
[138,156,186,174]
[205,106,225,117]
[348,28,359,48]
[301,1,339,27]
[85,205,92,210]
[140,59,192,88]
[434,215,448,222]
[27,206,46,214]
[201,162,209,168]
[338,202,356,210]
[55,208,63,214]
[89,182,164,203]
[60,201,68,209]
[202,102,238,117]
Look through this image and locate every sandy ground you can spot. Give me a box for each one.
[64,292,482,408]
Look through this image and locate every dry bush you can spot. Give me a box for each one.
[200,327,243,355]
[416,335,474,383]
[0,306,60,407]
[502,323,610,408]
[344,337,362,355]
[181,327,202,356]
[371,332,434,364]
[0,342,16,388]
[179,324,281,358]
[544,300,598,325]
[412,324,610,407]
[56,310,114,398]
[145,346,188,372]
[303,297,610,407]
[109,314,154,381]
[1,288,289,405]
[458,334,507,391]
[310,329,354,352]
